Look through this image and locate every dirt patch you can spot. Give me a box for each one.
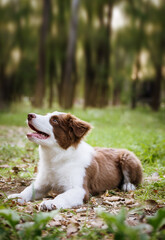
[0,176,31,195]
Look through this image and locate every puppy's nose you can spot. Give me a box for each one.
[28,113,36,121]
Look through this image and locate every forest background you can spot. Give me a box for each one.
[0,0,165,111]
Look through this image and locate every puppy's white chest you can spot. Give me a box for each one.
[38,142,93,193]
[45,160,85,192]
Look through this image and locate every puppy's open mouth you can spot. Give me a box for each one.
[27,123,49,139]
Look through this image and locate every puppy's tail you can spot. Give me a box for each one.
[119,150,143,191]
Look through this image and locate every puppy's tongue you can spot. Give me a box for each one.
[27,132,48,139]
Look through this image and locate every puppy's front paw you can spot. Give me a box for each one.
[8,194,26,204]
[40,200,57,211]
[122,183,136,192]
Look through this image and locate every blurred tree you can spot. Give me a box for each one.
[47,37,56,109]
[60,0,80,109]
[0,0,37,109]
[32,0,51,107]
[46,6,56,109]
[123,0,165,111]
[111,32,134,105]
[55,0,71,106]
[83,0,114,107]
[124,0,146,109]
[146,0,165,111]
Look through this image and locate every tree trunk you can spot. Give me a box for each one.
[58,59,66,106]
[150,22,165,111]
[100,2,113,107]
[48,48,56,109]
[0,63,14,109]
[151,64,162,111]
[131,81,137,109]
[84,41,95,107]
[32,0,51,107]
[48,75,53,109]
[112,87,121,106]
[84,2,113,108]
[0,33,13,109]
[131,55,140,109]
[0,63,7,109]
[60,0,80,109]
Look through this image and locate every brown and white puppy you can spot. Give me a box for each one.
[8,111,143,210]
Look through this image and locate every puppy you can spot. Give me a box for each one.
[8,112,142,210]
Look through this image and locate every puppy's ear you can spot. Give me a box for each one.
[69,115,92,139]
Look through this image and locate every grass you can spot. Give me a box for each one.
[0,105,165,193]
[0,104,165,239]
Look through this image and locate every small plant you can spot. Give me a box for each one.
[0,208,59,240]
[147,208,165,240]
[98,208,165,240]
[99,209,148,240]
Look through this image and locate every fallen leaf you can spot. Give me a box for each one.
[22,158,30,163]
[12,166,20,174]
[49,219,61,227]
[90,197,98,205]
[125,198,135,205]
[67,223,79,237]
[76,208,87,213]
[34,166,38,173]
[145,199,158,206]
[128,202,140,208]
[130,192,134,198]
[103,200,113,206]
[126,216,139,226]
[0,164,10,168]
[153,190,158,193]
[104,196,125,202]
[90,218,104,228]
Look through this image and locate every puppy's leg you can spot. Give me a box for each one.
[119,150,143,191]
[8,178,50,204]
[40,187,85,211]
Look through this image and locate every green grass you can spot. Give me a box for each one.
[0,143,38,179]
[0,105,165,239]
[0,105,165,182]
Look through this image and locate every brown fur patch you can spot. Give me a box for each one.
[83,148,143,201]
[50,114,91,149]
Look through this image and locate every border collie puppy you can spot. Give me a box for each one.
[8,112,142,210]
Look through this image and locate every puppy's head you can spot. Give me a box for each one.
[27,111,91,149]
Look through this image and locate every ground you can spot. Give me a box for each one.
[0,106,165,239]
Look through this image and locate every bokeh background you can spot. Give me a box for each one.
[0,0,165,111]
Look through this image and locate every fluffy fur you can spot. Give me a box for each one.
[8,111,143,210]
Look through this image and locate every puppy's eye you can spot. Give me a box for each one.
[53,119,58,123]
